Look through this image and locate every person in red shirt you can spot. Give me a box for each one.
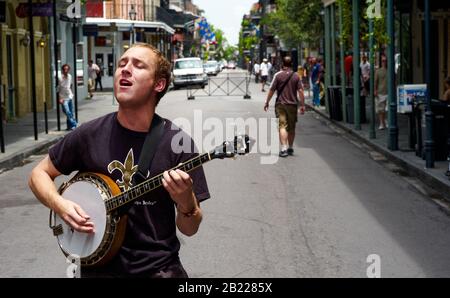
[344,52,353,86]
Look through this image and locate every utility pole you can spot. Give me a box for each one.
[424,0,434,167]
[29,0,38,140]
[52,0,61,131]
[352,0,361,130]
[387,0,398,150]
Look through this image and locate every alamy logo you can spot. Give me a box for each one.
[66,0,81,19]
[366,254,381,278]
[366,0,382,19]
[170,110,280,165]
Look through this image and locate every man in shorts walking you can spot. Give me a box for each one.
[374,55,388,129]
[264,56,305,157]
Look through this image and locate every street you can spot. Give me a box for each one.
[1,74,450,278]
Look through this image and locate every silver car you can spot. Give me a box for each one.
[203,60,220,76]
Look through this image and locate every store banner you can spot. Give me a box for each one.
[16,3,53,18]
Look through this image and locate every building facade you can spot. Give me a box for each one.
[1,0,53,120]
[85,0,174,89]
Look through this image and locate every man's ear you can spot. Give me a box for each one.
[154,79,166,93]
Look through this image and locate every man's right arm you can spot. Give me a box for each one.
[28,156,94,233]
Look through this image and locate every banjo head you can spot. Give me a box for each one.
[55,179,108,259]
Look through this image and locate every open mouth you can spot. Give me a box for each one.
[119,79,133,87]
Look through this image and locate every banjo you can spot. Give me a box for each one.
[49,135,252,267]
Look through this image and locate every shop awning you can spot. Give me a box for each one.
[85,18,175,34]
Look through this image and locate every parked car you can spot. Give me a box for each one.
[227,61,236,69]
[203,60,220,76]
[172,57,208,89]
[219,60,227,70]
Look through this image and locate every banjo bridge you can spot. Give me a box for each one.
[52,224,63,236]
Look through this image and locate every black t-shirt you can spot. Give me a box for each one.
[49,112,210,274]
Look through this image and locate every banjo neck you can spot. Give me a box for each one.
[104,152,211,212]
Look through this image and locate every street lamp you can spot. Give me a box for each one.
[129,4,137,45]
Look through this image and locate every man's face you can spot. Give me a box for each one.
[114,47,158,107]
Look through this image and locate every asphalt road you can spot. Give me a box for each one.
[1,70,450,277]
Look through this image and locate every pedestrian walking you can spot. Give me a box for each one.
[360,54,371,97]
[95,64,104,92]
[57,64,78,130]
[253,60,260,83]
[260,58,269,92]
[374,55,388,129]
[87,60,100,98]
[263,56,305,157]
[311,57,323,107]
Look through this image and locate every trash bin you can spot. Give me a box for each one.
[415,99,450,161]
[327,86,343,121]
[346,88,367,124]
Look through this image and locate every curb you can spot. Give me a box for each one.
[0,136,63,171]
[307,103,450,203]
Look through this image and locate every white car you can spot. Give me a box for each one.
[203,60,220,76]
[172,57,208,89]
[227,61,236,69]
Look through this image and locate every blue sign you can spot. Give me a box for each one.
[397,84,427,113]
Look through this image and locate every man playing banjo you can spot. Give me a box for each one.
[28,43,210,277]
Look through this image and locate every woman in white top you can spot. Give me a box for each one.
[58,64,78,130]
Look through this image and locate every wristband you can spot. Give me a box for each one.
[177,205,200,218]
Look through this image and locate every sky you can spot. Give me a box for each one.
[192,0,257,46]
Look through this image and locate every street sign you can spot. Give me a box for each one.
[59,14,79,23]
[15,3,53,18]
[82,24,98,36]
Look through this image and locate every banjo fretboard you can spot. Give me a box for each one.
[104,152,211,212]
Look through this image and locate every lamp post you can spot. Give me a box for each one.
[352,0,361,130]
[38,36,48,134]
[424,0,434,168]
[129,4,137,46]
[387,0,398,150]
[366,0,382,139]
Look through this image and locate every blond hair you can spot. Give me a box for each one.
[129,43,171,104]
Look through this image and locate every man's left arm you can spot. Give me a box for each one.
[162,169,203,236]
[264,89,275,112]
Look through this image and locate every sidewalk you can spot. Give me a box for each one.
[0,92,117,171]
[306,95,450,203]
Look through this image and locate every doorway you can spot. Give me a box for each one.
[6,35,15,120]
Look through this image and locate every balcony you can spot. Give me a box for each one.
[103,2,145,21]
[156,6,174,27]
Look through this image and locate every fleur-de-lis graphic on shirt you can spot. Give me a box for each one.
[107,149,138,191]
